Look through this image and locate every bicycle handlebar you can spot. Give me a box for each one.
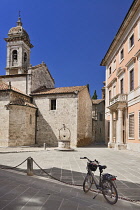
[80,157,99,164]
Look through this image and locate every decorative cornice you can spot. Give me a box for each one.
[107,77,117,88]
[116,67,126,77]
[100,0,140,66]
[134,49,140,58]
[125,57,136,67]
[4,37,33,48]
[0,74,29,78]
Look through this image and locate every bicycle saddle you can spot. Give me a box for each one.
[99,165,107,170]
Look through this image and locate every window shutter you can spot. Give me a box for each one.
[129,114,134,138]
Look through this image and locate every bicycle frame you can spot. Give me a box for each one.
[88,166,103,191]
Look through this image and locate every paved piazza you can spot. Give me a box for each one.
[0,146,140,209]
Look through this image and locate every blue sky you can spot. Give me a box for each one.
[0,0,133,98]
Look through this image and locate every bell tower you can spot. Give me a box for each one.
[4,13,33,75]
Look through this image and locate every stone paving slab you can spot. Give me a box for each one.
[0,146,140,209]
[0,169,139,210]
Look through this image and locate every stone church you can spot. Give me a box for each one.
[0,16,92,147]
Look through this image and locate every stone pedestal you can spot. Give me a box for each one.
[115,143,127,150]
[108,142,115,148]
[56,140,74,151]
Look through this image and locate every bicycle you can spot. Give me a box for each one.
[80,157,118,205]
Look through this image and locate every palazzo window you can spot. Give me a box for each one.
[120,48,124,62]
[129,113,134,139]
[50,99,56,110]
[120,78,124,94]
[113,59,116,72]
[130,69,134,91]
[109,90,111,105]
[109,66,111,76]
[128,33,134,51]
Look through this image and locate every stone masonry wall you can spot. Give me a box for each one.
[92,101,105,143]
[77,87,92,146]
[9,105,36,146]
[31,64,55,93]
[0,92,10,146]
[10,91,31,103]
[34,94,78,147]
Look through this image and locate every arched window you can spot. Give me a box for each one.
[12,50,18,61]
[24,52,27,62]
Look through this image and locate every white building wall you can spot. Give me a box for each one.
[0,76,27,94]
[34,94,78,147]
[0,92,9,146]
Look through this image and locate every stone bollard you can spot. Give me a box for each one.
[27,157,34,176]
[44,143,46,150]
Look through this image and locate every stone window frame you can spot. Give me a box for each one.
[112,58,116,72]
[129,68,134,92]
[108,65,112,77]
[119,47,124,64]
[127,61,135,93]
[128,31,134,52]
[118,71,125,94]
[50,99,57,110]
[128,112,135,139]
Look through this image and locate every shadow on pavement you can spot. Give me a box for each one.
[0,163,140,202]
[2,168,139,210]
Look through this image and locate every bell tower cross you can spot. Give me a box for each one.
[4,14,33,75]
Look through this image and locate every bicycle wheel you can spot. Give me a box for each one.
[102,179,118,205]
[83,174,93,193]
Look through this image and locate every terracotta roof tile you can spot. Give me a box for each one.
[32,85,87,95]
[8,99,37,108]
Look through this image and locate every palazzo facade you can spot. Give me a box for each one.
[101,0,140,151]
